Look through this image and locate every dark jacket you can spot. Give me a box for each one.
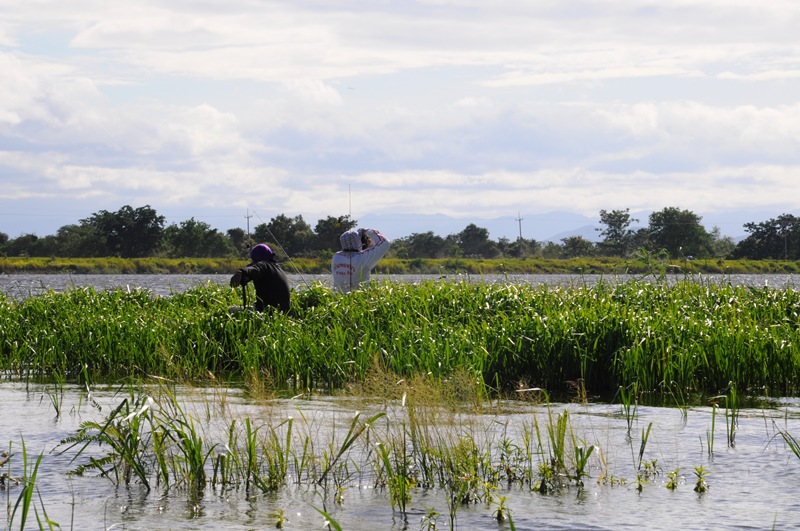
[239,260,291,312]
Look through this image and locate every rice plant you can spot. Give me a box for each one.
[3,279,800,401]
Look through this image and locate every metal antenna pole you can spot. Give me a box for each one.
[516,212,524,241]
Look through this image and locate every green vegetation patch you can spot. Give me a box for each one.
[2,278,800,400]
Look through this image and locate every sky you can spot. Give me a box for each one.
[2,0,800,243]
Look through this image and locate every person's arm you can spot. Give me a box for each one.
[231,263,263,287]
[358,229,390,270]
[230,269,246,287]
[363,228,389,249]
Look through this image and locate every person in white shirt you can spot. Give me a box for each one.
[331,228,391,293]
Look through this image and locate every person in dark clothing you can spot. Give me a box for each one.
[229,243,291,312]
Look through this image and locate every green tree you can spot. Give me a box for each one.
[3,233,46,257]
[253,214,315,257]
[81,205,165,257]
[313,215,357,252]
[708,226,736,259]
[733,214,800,260]
[399,231,450,258]
[54,224,101,257]
[597,208,638,257]
[165,218,235,257]
[561,235,596,258]
[497,236,540,258]
[647,207,712,258]
[227,227,248,255]
[455,224,499,258]
[540,241,563,258]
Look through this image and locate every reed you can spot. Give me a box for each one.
[3,278,800,400]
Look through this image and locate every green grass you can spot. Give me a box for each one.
[2,277,800,400]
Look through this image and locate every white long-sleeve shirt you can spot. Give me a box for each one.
[331,229,391,293]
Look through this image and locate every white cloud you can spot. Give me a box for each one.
[2,0,800,239]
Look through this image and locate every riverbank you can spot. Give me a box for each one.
[2,255,799,275]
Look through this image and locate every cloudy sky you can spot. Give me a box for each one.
[2,0,800,241]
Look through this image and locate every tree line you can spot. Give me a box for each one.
[1,205,798,261]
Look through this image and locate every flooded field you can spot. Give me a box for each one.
[2,381,800,530]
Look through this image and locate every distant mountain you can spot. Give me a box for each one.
[548,224,603,243]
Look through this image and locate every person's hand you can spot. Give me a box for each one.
[230,271,243,288]
[359,228,370,249]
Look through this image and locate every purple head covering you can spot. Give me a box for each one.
[339,230,361,251]
[250,243,275,263]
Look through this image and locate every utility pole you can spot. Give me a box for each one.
[515,212,525,259]
[245,209,253,249]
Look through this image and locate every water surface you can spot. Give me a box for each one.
[1,272,798,300]
[2,382,799,530]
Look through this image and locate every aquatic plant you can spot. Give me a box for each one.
[312,504,343,531]
[375,441,414,513]
[725,383,739,448]
[693,465,710,493]
[4,279,800,400]
[7,438,58,531]
[636,422,653,471]
[270,508,288,529]
[775,423,800,460]
[707,403,717,458]
[10,370,799,530]
[570,433,595,486]
[666,468,681,491]
[619,382,639,435]
[421,506,441,530]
